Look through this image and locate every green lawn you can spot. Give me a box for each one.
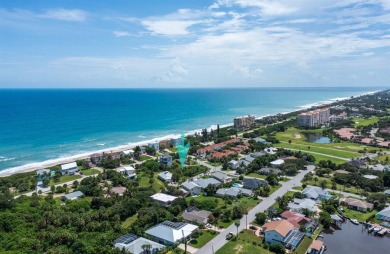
[140,155,152,161]
[122,214,138,229]
[189,230,218,248]
[275,142,359,158]
[208,161,222,167]
[269,184,282,195]
[352,116,379,127]
[50,175,81,186]
[341,207,377,222]
[292,236,313,254]
[138,172,165,192]
[247,173,267,179]
[81,168,100,176]
[216,230,270,254]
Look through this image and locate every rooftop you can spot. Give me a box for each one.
[61,162,77,170]
[263,220,294,237]
[150,193,177,202]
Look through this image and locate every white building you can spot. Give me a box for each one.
[116,166,137,179]
[148,141,160,151]
[150,193,177,207]
[61,162,78,175]
[146,221,198,245]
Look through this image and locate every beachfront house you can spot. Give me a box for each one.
[242,178,266,190]
[159,155,173,167]
[181,181,202,196]
[60,162,78,175]
[340,197,373,212]
[150,193,177,207]
[90,153,103,165]
[62,191,84,201]
[158,171,173,183]
[302,186,332,202]
[262,220,305,250]
[181,206,212,225]
[146,221,198,246]
[113,233,165,254]
[36,168,50,176]
[148,141,160,151]
[121,149,134,157]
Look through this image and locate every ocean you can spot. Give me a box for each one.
[0,87,382,174]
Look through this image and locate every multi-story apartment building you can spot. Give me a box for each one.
[234,115,256,129]
[297,108,330,127]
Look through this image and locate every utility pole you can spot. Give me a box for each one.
[182,230,187,254]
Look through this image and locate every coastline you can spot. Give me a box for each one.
[0,89,382,177]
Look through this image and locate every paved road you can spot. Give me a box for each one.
[325,188,366,199]
[282,148,350,161]
[195,165,315,254]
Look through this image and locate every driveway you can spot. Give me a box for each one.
[195,166,315,254]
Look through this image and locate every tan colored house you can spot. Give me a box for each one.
[340,197,373,212]
[308,240,325,254]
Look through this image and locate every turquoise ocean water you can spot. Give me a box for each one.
[0,87,382,173]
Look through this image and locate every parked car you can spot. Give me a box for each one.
[249,225,258,230]
[226,232,234,240]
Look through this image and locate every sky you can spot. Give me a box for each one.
[1,0,390,88]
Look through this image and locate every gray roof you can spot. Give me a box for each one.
[194,178,221,188]
[378,206,390,218]
[114,234,165,254]
[384,190,390,195]
[302,186,328,200]
[242,178,266,190]
[216,187,252,197]
[158,171,172,181]
[250,152,266,158]
[181,207,212,224]
[63,191,84,200]
[36,169,50,175]
[244,155,255,163]
[253,137,266,143]
[160,154,172,159]
[181,181,201,191]
[258,167,282,174]
[288,198,317,212]
[211,171,231,181]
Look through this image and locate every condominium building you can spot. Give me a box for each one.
[234,115,256,129]
[297,108,330,127]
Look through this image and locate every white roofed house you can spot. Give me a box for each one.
[148,141,160,151]
[121,149,134,156]
[287,198,318,213]
[150,193,178,207]
[62,191,84,201]
[116,166,137,179]
[302,186,333,202]
[229,160,240,170]
[270,159,284,167]
[61,162,79,175]
[146,221,198,245]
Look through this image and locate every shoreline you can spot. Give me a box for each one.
[0,89,382,177]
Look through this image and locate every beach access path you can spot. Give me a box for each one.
[195,165,315,254]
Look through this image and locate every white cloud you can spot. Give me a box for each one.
[40,9,87,22]
[142,20,200,36]
[113,31,131,37]
[157,57,188,82]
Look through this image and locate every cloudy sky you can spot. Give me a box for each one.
[1,0,390,88]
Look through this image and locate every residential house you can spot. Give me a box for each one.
[368,164,386,171]
[90,153,103,165]
[61,162,78,175]
[159,155,173,167]
[148,141,160,151]
[210,171,232,183]
[262,220,305,250]
[252,137,267,144]
[250,151,266,158]
[170,137,182,146]
[229,160,240,170]
[114,233,165,254]
[181,181,202,196]
[270,159,284,167]
[105,187,127,197]
[216,187,252,198]
[116,166,137,179]
[108,152,121,160]
[258,167,282,175]
[384,190,390,197]
[181,206,212,224]
[302,186,332,202]
[146,221,198,245]
[121,149,134,157]
[242,178,266,190]
[193,178,221,189]
[340,197,374,212]
[62,191,84,201]
[158,171,173,183]
[139,146,146,154]
[363,174,378,180]
[280,211,312,228]
[36,168,50,176]
[377,205,390,228]
[307,240,325,254]
[264,147,277,154]
[288,198,318,213]
[150,193,177,207]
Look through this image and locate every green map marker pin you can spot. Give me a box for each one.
[176,133,190,169]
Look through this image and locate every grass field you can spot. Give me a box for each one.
[216,230,270,254]
[292,236,313,254]
[341,207,377,222]
[189,230,218,248]
[138,172,165,192]
[122,213,138,229]
[140,155,152,161]
[274,128,369,164]
[50,174,81,186]
[81,168,100,176]
[247,173,267,179]
[352,116,379,127]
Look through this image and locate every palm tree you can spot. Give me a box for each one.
[141,244,152,254]
[234,221,240,240]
